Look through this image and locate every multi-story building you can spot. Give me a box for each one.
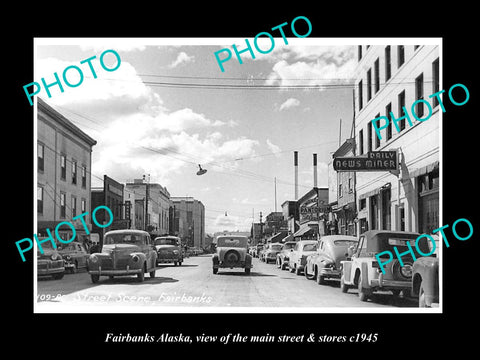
[353,44,440,234]
[331,139,357,236]
[91,175,128,233]
[171,196,205,249]
[37,98,97,242]
[125,178,172,236]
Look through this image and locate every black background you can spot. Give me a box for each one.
[7,4,477,354]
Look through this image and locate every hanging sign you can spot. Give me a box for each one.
[333,151,398,172]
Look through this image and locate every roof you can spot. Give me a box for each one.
[38,98,97,147]
[320,234,358,241]
[104,229,150,235]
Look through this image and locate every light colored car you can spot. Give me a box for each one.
[87,229,157,283]
[304,235,358,284]
[212,235,253,274]
[341,230,430,302]
[276,241,297,270]
[288,240,318,275]
[154,236,183,266]
[412,256,439,307]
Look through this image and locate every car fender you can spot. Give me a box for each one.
[130,252,147,269]
[360,262,371,289]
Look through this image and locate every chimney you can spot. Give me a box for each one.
[313,153,318,188]
[294,151,299,200]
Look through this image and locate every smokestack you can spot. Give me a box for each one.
[313,153,318,188]
[294,151,298,200]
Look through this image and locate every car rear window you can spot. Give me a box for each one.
[217,238,247,247]
[155,238,178,246]
[271,244,283,250]
[303,244,317,251]
[333,240,358,247]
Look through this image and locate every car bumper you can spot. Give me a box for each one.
[319,268,341,279]
[157,258,182,263]
[88,266,143,276]
[214,262,253,269]
[370,274,411,289]
[38,267,64,276]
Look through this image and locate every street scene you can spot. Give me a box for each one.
[35,39,441,312]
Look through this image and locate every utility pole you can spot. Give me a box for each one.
[274,177,277,212]
[144,174,150,231]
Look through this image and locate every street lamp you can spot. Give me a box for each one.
[196,164,207,176]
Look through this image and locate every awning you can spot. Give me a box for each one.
[409,161,439,178]
[358,182,391,200]
[293,223,314,237]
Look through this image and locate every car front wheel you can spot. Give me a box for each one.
[213,268,218,274]
[357,272,371,302]
[149,268,156,278]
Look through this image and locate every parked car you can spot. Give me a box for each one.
[87,229,157,283]
[263,243,284,264]
[340,230,430,302]
[276,241,297,270]
[37,239,65,280]
[154,236,183,266]
[57,241,89,273]
[288,240,318,275]
[212,235,252,274]
[304,235,358,284]
[255,244,264,258]
[412,256,439,307]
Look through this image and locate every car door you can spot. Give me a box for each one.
[344,236,364,283]
[143,234,155,271]
[76,243,86,267]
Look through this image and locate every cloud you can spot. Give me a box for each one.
[266,139,281,156]
[168,51,195,68]
[265,45,356,89]
[279,98,300,111]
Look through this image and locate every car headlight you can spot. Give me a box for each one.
[51,253,59,261]
[131,254,139,263]
[89,254,98,263]
[400,264,413,278]
[65,255,71,261]
[173,250,179,255]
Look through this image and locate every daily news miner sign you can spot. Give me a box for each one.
[333,151,398,172]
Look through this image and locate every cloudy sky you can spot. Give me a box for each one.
[35,38,356,234]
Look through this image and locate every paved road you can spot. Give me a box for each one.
[36,254,418,311]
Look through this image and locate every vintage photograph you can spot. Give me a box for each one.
[33,38,441,313]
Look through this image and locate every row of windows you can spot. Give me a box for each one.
[38,143,88,188]
[357,58,439,154]
[357,45,422,111]
[37,185,87,218]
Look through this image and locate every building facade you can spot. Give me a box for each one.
[353,44,440,234]
[91,175,128,234]
[125,178,172,236]
[37,98,97,242]
[171,196,205,249]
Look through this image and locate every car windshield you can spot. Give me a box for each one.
[154,238,178,246]
[104,233,145,245]
[303,244,317,251]
[333,240,358,247]
[283,243,296,249]
[271,244,283,251]
[217,237,248,248]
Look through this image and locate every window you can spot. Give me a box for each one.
[359,129,364,155]
[60,192,66,218]
[72,196,77,217]
[81,198,87,213]
[432,58,440,107]
[397,45,405,67]
[81,165,87,188]
[60,154,66,180]
[415,73,424,118]
[339,184,343,197]
[385,46,391,81]
[374,113,381,148]
[348,177,353,193]
[358,45,362,61]
[398,90,406,131]
[367,68,372,101]
[367,121,373,153]
[38,143,44,172]
[385,103,392,140]
[358,80,363,110]
[71,160,77,185]
[37,186,43,214]
[374,58,380,93]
